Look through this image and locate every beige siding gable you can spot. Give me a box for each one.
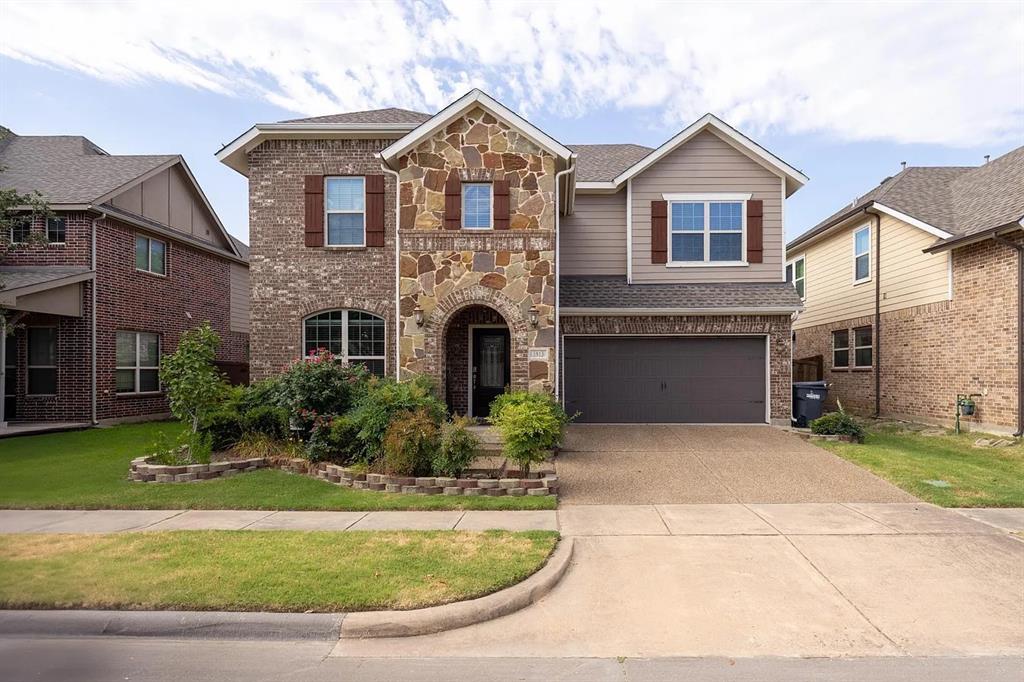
[561,191,627,276]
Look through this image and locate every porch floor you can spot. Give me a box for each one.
[0,422,92,439]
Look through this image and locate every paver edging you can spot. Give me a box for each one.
[129,456,270,482]
[339,536,573,639]
[320,465,558,498]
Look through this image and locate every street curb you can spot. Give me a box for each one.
[0,610,344,641]
[340,536,574,639]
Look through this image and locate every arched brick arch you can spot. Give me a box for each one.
[422,285,530,405]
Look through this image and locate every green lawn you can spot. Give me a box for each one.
[0,530,558,612]
[819,423,1024,507]
[0,422,555,511]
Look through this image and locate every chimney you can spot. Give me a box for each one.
[900,161,907,171]
[984,155,990,164]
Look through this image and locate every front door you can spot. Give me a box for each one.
[471,327,510,418]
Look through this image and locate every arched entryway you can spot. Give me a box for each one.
[443,305,510,417]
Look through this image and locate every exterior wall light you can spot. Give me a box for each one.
[414,306,424,327]
[528,306,539,327]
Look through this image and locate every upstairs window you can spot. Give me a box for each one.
[27,327,57,395]
[853,225,871,283]
[303,310,386,376]
[669,199,745,264]
[325,177,365,246]
[462,183,492,229]
[116,331,161,393]
[832,330,849,368]
[46,217,66,244]
[10,218,31,244]
[786,256,806,299]
[854,326,873,368]
[135,235,166,275]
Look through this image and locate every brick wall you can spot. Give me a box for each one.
[247,138,398,380]
[794,233,1021,431]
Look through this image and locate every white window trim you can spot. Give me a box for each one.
[26,325,57,396]
[46,217,67,245]
[461,182,494,230]
[664,193,750,267]
[323,176,366,248]
[787,255,806,300]
[853,326,873,368]
[116,331,161,394]
[852,224,871,285]
[9,218,31,245]
[135,234,167,276]
[302,310,386,373]
[832,330,850,368]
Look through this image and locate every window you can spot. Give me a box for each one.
[832,330,849,368]
[853,225,871,283]
[462,183,492,229]
[27,327,57,395]
[669,199,744,263]
[786,256,806,299]
[325,177,365,246]
[10,218,31,244]
[854,326,873,368]
[135,235,166,275]
[116,331,160,393]
[46,217,66,244]
[303,310,386,376]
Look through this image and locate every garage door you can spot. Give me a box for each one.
[564,337,767,423]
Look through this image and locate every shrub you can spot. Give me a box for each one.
[810,410,865,440]
[278,350,370,432]
[229,433,301,460]
[327,414,362,464]
[433,416,479,477]
[149,429,212,466]
[242,405,290,440]
[160,322,229,433]
[305,422,334,463]
[238,377,286,414]
[489,390,570,477]
[350,376,446,461]
[381,408,439,476]
[200,408,243,451]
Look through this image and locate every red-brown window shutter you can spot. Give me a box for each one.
[304,175,324,247]
[444,172,462,230]
[747,199,763,263]
[651,200,668,264]
[493,180,510,230]
[364,174,386,247]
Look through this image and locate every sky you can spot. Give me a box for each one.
[1,0,1022,246]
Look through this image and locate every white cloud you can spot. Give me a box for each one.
[2,0,1021,146]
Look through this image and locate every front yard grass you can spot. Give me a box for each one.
[0,422,556,511]
[818,423,1024,507]
[0,530,558,612]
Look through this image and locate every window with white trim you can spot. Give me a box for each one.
[135,235,166,275]
[10,218,31,244]
[303,310,386,376]
[786,256,806,299]
[853,225,871,283]
[46,217,66,244]
[854,326,872,368]
[27,326,57,395]
[669,200,744,263]
[832,330,849,368]
[324,177,365,246]
[116,331,161,393]
[462,183,492,229]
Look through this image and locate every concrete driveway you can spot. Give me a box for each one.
[555,424,915,504]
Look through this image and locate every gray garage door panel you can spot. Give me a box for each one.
[564,337,766,423]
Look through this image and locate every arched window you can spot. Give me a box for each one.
[303,310,386,376]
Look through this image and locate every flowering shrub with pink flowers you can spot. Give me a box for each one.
[278,349,371,434]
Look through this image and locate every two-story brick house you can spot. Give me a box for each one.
[219,90,804,423]
[0,129,249,429]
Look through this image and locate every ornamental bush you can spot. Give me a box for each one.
[810,410,865,440]
[238,376,287,415]
[433,416,480,477]
[489,390,570,477]
[200,408,243,451]
[278,350,370,433]
[160,322,228,433]
[242,405,290,440]
[381,408,439,476]
[349,376,446,462]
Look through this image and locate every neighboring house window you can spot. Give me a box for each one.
[27,327,57,395]
[135,235,166,275]
[303,310,386,376]
[116,331,161,393]
[462,183,492,229]
[786,256,806,299]
[46,217,66,244]
[853,225,871,283]
[832,330,849,368]
[324,177,365,246]
[669,200,744,263]
[10,218,31,244]
[854,326,873,368]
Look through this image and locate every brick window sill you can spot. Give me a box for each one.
[116,391,165,399]
[830,368,849,373]
[850,367,873,372]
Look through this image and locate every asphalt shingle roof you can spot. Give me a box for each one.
[560,276,803,311]
[280,107,432,125]
[568,144,654,182]
[0,135,176,204]
[229,235,250,261]
[0,266,93,293]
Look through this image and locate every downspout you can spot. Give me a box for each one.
[865,207,881,418]
[90,209,105,425]
[993,233,1024,436]
[553,156,576,400]
[379,159,401,381]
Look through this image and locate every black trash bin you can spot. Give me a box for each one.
[792,381,829,428]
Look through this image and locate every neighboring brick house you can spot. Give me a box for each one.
[787,146,1023,434]
[0,129,249,428]
[219,89,805,424]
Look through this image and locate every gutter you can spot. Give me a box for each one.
[993,234,1024,437]
[923,221,1024,254]
[378,158,401,381]
[866,207,882,418]
[560,306,802,316]
[89,209,106,426]
[553,157,577,400]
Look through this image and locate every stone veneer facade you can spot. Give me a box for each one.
[396,107,557,399]
[794,233,1021,432]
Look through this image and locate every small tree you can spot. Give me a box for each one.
[161,322,226,433]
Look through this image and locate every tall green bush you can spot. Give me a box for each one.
[349,376,446,461]
[433,416,480,477]
[242,405,290,440]
[489,390,570,477]
[277,350,370,433]
[381,408,439,476]
[160,322,228,433]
